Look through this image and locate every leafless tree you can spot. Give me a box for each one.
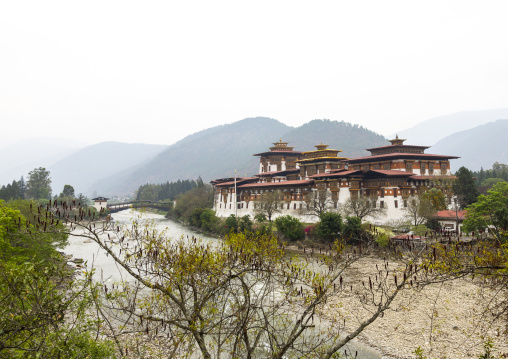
[342,194,386,220]
[253,190,283,222]
[404,195,435,226]
[300,190,333,218]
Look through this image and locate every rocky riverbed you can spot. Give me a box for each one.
[322,257,508,359]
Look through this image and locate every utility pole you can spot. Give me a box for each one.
[234,170,237,219]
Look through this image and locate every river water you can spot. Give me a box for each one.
[64,209,385,359]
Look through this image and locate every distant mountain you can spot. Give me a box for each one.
[90,117,388,196]
[49,142,167,196]
[430,120,508,171]
[0,137,87,186]
[89,118,293,196]
[283,119,387,158]
[393,108,508,146]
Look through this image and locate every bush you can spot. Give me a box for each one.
[188,208,206,228]
[200,209,219,232]
[317,212,343,241]
[375,233,390,247]
[238,215,253,233]
[343,216,363,241]
[254,213,267,223]
[274,215,305,241]
[225,215,238,233]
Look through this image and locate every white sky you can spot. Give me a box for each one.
[1,1,508,147]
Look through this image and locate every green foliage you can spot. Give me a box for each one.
[238,215,253,233]
[60,184,75,198]
[317,212,343,241]
[171,184,214,223]
[463,181,508,242]
[413,346,427,359]
[0,261,115,358]
[474,162,508,188]
[481,177,506,189]
[0,177,25,201]
[412,224,431,237]
[136,179,199,202]
[225,214,238,233]
[0,200,68,263]
[189,207,206,228]
[421,188,447,211]
[25,167,52,200]
[478,337,496,359]
[454,166,480,208]
[343,216,363,240]
[375,232,390,247]
[254,213,267,223]
[274,215,305,241]
[200,209,218,232]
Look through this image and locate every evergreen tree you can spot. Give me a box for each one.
[453,166,480,209]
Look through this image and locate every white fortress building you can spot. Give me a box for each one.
[211,137,459,224]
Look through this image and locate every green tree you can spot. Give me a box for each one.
[225,214,238,233]
[60,184,75,198]
[343,216,364,240]
[480,177,506,190]
[25,167,52,200]
[200,208,219,232]
[463,181,508,242]
[421,188,447,211]
[274,215,305,241]
[238,215,253,233]
[317,212,343,241]
[453,166,480,209]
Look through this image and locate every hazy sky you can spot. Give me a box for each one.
[1,1,508,147]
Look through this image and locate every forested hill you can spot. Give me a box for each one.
[89,117,293,195]
[90,117,388,196]
[431,119,508,171]
[282,119,387,158]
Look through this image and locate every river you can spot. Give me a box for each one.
[64,209,386,359]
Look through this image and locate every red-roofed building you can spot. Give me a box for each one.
[432,210,467,231]
[212,137,459,223]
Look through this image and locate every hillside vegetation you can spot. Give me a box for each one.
[90,118,388,196]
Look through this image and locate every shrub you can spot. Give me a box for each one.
[274,215,305,241]
[317,212,343,241]
[238,215,253,233]
[343,216,363,241]
[225,214,238,233]
[200,209,218,232]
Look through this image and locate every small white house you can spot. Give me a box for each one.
[433,210,467,232]
[92,197,109,212]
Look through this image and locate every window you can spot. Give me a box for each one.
[404,199,407,207]
[383,163,390,170]
[394,200,398,208]
[405,163,413,172]
[294,203,296,209]
[429,163,434,174]
[380,201,385,208]
[363,165,369,171]
[394,189,398,198]
[380,190,384,198]
[420,163,426,174]
[299,203,303,209]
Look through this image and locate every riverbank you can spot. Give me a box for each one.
[322,256,508,359]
